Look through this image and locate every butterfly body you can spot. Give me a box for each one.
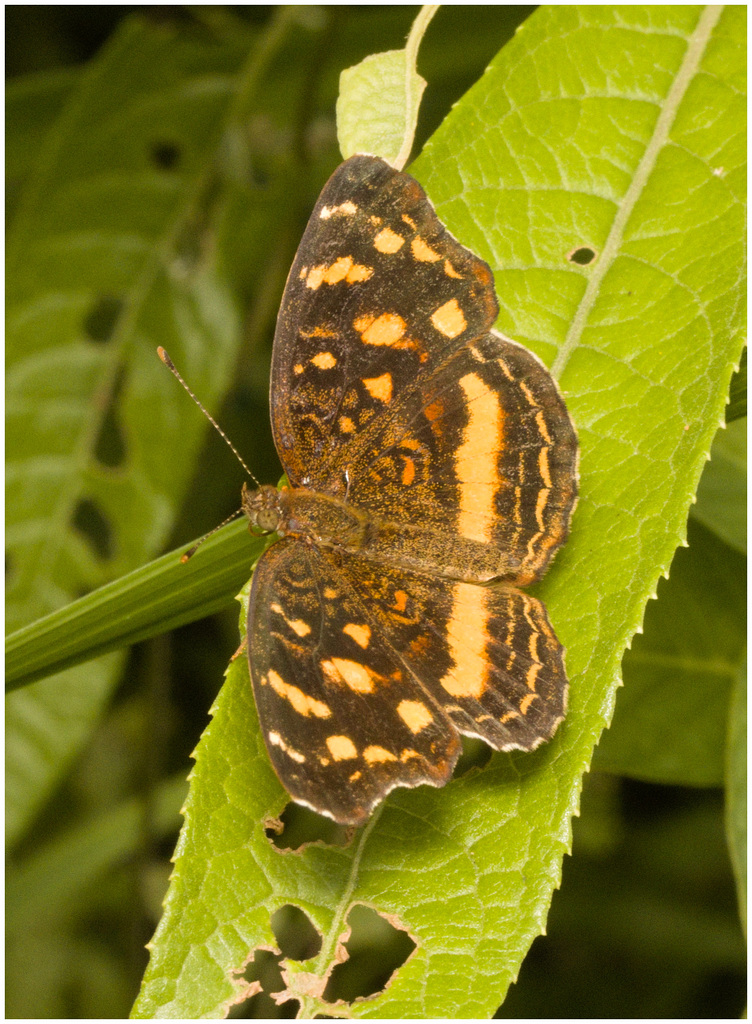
[244,155,578,825]
[243,483,370,551]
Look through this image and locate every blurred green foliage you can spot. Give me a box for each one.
[5,6,745,1019]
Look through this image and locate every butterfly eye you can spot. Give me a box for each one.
[256,507,281,533]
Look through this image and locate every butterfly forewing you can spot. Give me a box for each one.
[270,155,498,491]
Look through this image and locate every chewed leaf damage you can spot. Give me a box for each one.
[228,903,417,1016]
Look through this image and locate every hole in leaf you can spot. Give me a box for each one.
[323,905,416,1003]
[71,497,114,561]
[83,295,124,344]
[94,364,127,469]
[266,802,350,851]
[150,140,181,170]
[272,905,322,962]
[567,246,596,266]
[453,734,492,777]
[229,949,299,1019]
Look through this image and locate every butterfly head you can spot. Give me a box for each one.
[242,482,285,535]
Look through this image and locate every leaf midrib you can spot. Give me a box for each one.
[626,649,741,677]
[293,809,383,1018]
[551,5,724,382]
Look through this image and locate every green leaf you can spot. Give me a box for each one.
[6,653,125,848]
[7,774,187,927]
[5,521,264,692]
[134,6,746,1019]
[6,67,78,225]
[6,774,187,1019]
[725,654,746,934]
[336,6,438,168]
[500,773,744,1017]
[593,520,745,786]
[506,774,749,1015]
[692,417,747,553]
[5,17,256,847]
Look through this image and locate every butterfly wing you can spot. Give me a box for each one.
[248,538,461,825]
[248,540,567,823]
[330,551,568,752]
[269,155,498,491]
[252,155,576,822]
[342,329,578,585]
[269,155,577,585]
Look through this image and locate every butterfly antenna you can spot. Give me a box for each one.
[157,347,260,486]
[179,506,245,563]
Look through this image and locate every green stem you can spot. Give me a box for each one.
[394,4,440,170]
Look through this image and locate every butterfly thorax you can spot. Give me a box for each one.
[241,482,535,584]
[242,482,369,551]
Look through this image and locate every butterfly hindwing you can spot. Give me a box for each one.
[326,550,568,753]
[249,538,567,823]
[248,538,461,825]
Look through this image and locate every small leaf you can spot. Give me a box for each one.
[337,5,438,168]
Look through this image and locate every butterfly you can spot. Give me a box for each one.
[240,154,578,825]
